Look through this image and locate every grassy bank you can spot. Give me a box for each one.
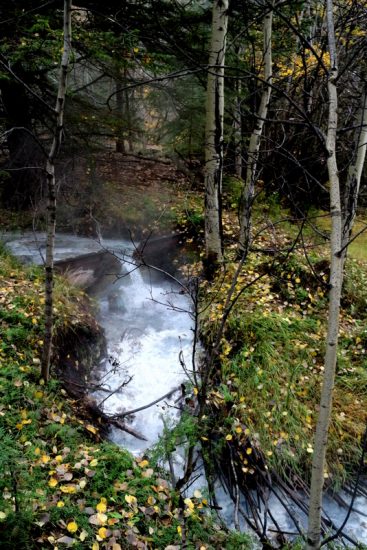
[0,245,252,549]
[199,216,367,490]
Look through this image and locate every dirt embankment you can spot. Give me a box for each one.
[56,152,192,239]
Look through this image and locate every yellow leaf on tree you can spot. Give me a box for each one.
[67,521,78,533]
[138,460,149,468]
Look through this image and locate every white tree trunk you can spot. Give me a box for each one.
[306,1,341,547]
[342,83,367,250]
[41,0,72,382]
[204,0,228,273]
[233,83,243,179]
[239,2,273,253]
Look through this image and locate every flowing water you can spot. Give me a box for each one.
[3,231,367,546]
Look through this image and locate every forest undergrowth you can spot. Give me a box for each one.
[195,189,367,494]
[0,245,251,549]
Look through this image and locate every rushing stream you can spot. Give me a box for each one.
[3,231,367,547]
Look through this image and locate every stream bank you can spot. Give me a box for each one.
[3,231,367,547]
[0,237,253,550]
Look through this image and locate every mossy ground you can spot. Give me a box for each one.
[0,245,253,549]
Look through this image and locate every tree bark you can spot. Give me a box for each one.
[115,73,126,153]
[306,2,342,547]
[239,2,274,254]
[233,47,244,178]
[41,0,72,382]
[342,81,367,250]
[204,0,228,275]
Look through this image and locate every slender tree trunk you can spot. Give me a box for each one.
[306,2,341,547]
[204,0,228,275]
[234,90,242,178]
[239,2,274,254]
[41,0,72,382]
[115,73,125,153]
[233,47,244,178]
[124,67,134,153]
[342,81,367,250]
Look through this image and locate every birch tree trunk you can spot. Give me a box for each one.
[306,1,342,547]
[41,0,72,382]
[342,81,367,250]
[233,47,244,178]
[233,83,243,179]
[239,2,274,254]
[204,0,228,274]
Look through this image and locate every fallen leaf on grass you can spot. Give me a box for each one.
[89,513,107,526]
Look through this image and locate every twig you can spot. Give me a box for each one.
[110,386,180,419]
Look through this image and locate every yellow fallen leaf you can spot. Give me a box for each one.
[67,521,78,533]
[225,434,233,441]
[246,448,252,455]
[96,498,107,513]
[124,494,137,506]
[79,529,88,541]
[60,484,77,494]
[89,513,107,526]
[98,527,108,539]
[184,498,194,510]
[48,477,58,488]
[86,424,97,434]
[57,501,65,508]
[90,459,98,467]
[92,543,99,550]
